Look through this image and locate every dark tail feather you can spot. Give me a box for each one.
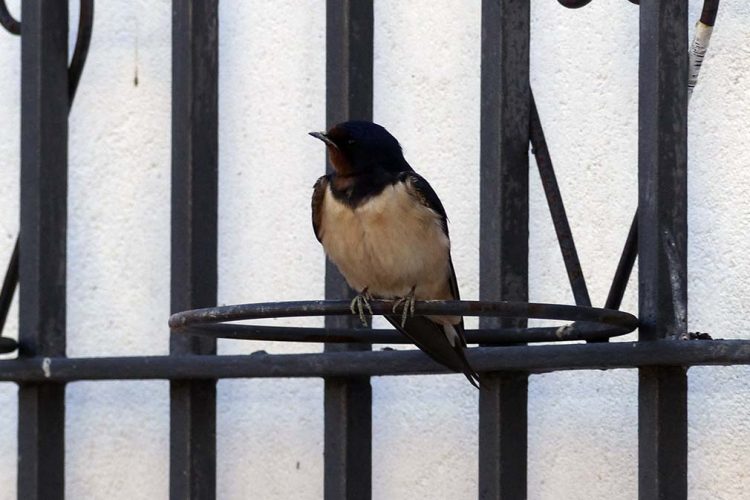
[384,315,480,389]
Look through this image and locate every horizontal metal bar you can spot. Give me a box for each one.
[0,340,747,382]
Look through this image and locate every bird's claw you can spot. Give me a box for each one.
[350,288,373,327]
[392,286,416,328]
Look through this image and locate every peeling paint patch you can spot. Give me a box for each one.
[42,357,51,378]
[663,230,687,337]
[556,324,574,339]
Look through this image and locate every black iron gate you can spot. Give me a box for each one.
[0,0,745,499]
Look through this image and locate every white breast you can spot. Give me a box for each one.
[318,181,452,300]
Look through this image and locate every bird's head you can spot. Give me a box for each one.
[309,121,410,177]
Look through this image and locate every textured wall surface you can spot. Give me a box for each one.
[0,1,748,499]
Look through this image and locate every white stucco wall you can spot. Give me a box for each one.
[0,0,748,498]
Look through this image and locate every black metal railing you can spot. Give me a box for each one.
[0,0,742,499]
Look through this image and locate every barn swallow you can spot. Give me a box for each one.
[310,120,480,388]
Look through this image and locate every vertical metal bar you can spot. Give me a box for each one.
[17,2,69,499]
[478,1,529,498]
[170,1,218,499]
[608,0,716,315]
[638,366,688,499]
[324,2,373,499]
[478,372,528,500]
[638,1,689,499]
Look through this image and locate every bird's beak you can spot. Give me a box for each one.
[309,131,338,149]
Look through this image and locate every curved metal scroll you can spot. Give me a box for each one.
[170,299,639,345]
[0,0,20,35]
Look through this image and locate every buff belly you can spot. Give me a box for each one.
[319,182,453,307]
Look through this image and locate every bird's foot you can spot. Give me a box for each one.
[350,288,374,327]
[392,286,416,328]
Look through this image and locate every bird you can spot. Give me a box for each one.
[309,120,480,388]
